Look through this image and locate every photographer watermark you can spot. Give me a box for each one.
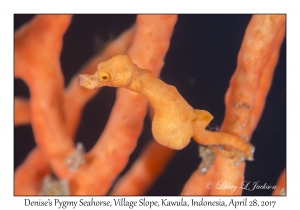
[206,181,276,193]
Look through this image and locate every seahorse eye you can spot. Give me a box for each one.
[99,71,111,82]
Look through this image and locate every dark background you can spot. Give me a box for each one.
[14,14,286,196]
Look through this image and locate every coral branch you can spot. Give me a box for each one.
[15,149,50,195]
[221,15,286,139]
[110,140,174,195]
[272,168,286,195]
[127,15,178,75]
[181,14,286,195]
[211,15,286,195]
[15,15,75,178]
[14,97,30,126]
[181,165,214,195]
[249,24,286,133]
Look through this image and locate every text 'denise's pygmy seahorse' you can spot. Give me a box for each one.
[79,55,254,162]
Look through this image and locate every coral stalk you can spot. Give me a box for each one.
[14,97,30,126]
[14,15,74,178]
[272,168,286,195]
[110,140,174,195]
[182,14,286,195]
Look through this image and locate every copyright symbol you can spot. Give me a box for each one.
[206,181,214,189]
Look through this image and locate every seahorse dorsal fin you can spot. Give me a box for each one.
[192,109,213,129]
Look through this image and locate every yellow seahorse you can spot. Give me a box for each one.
[79,55,254,161]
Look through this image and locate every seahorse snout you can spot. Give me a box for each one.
[79,74,99,89]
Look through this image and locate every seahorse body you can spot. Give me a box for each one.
[79,55,254,160]
[79,55,202,149]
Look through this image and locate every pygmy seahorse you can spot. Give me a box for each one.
[79,55,254,161]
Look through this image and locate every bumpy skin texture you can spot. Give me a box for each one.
[79,55,254,159]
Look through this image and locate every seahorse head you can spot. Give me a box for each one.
[79,55,134,89]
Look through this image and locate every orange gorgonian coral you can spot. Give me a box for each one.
[14,14,286,195]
